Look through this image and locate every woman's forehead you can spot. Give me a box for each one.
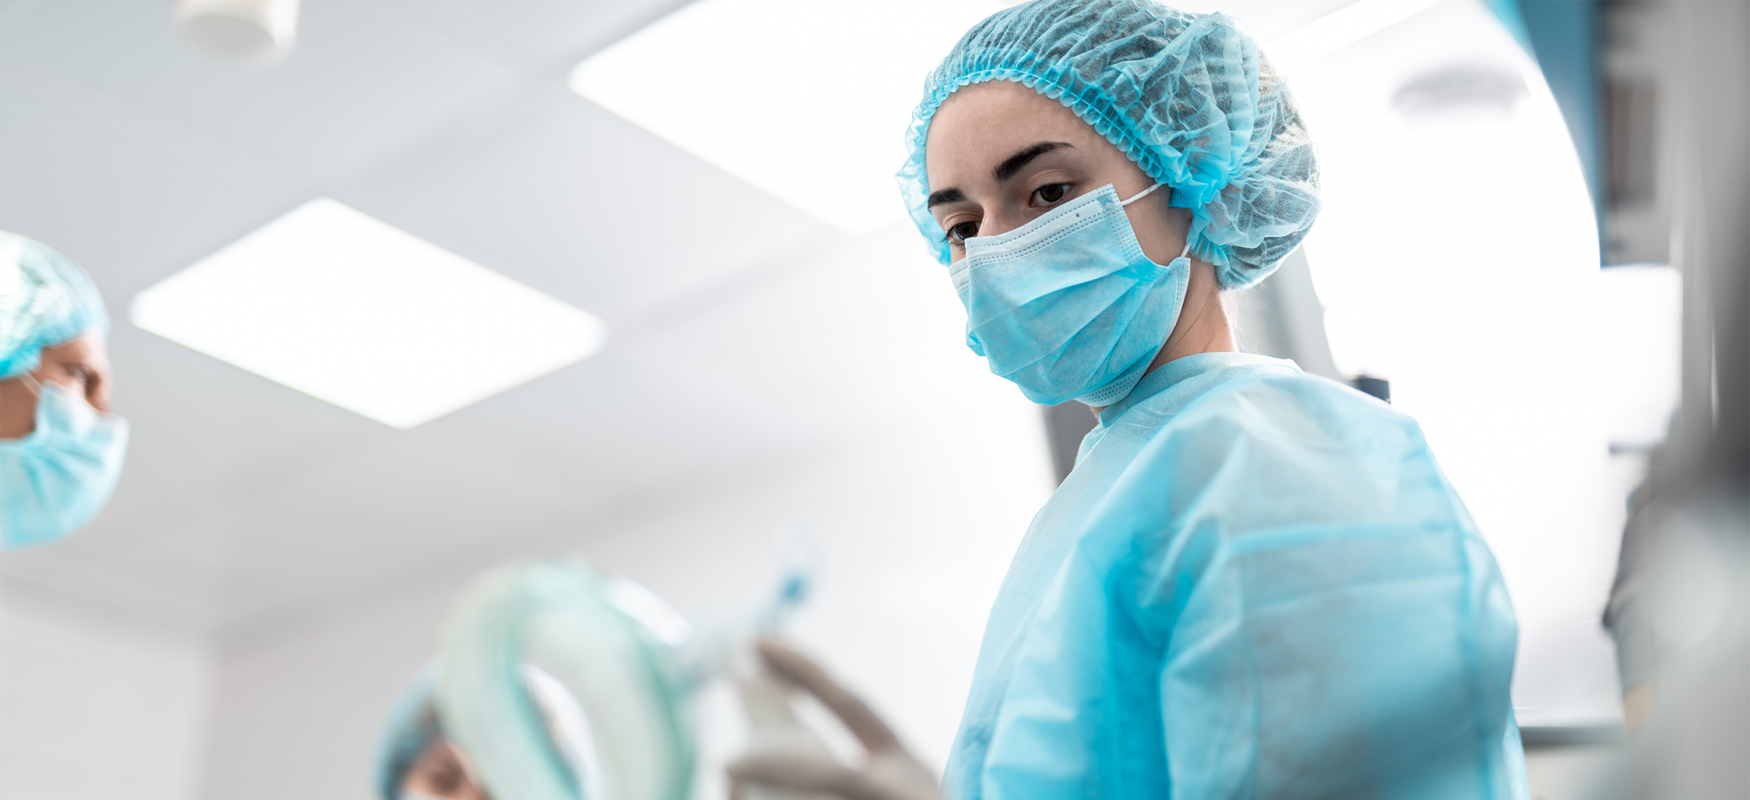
[928,83,1094,169]
[43,332,107,363]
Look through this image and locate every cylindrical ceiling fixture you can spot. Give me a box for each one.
[176,0,300,66]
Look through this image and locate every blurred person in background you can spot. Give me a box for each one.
[1595,3,1750,798]
[0,230,127,548]
[378,664,591,800]
[730,1,1525,798]
[379,667,488,800]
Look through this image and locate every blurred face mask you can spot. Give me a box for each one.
[0,373,128,548]
[951,182,1191,407]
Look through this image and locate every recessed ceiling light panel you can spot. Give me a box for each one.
[570,0,1002,235]
[132,198,606,429]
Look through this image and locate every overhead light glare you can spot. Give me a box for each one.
[131,198,606,429]
[1265,0,1444,69]
[177,0,300,65]
[569,0,1004,235]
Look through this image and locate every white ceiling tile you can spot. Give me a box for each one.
[347,87,831,320]
[0,0,520,178]
[0,83,286,295]
[5,546,245,633]
[391,0,689,69]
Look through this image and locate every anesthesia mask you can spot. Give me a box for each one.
[438,556,818,800]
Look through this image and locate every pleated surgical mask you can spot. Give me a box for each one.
[0,373,128,548]
[952,183,1191,407]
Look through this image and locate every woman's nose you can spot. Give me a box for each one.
[975,210,1025,240]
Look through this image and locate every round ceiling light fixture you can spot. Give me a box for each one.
[176,0,300,66]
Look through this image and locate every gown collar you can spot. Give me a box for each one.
[1096,351,1285,426]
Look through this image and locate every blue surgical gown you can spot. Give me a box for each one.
[945,353,1526,800]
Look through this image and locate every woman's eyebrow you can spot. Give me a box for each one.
[928,141,1075,209]
[927,187,967,208]
[993,141,1072,182]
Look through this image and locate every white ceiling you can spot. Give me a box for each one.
[0,0,863,635]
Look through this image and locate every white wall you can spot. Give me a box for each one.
[0,585,213,800]
[197,580,465,800]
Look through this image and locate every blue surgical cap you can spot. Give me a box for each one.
[377,664,445,800]
[375,662,591,800]
[0,232,109,380]
[898,0,1320,289]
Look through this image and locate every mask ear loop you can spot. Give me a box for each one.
[1117,182,1192,261]
[1119,182,1165,206]
[16,371,42,398]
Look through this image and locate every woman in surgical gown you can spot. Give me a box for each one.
[735,1,1526,798]
[0,231,127,548]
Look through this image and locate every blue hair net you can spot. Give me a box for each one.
[898,0,1320,289]
[376,664,445,800]
[376,661,594,800]
[0,231,108,380]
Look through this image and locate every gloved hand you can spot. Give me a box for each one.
[727,639,945,800]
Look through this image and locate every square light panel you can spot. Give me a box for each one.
[132,198,606,429]
[570,0,1006,235]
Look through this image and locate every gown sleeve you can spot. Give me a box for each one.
[968,377,1525,800]
[1117,380,1525,798]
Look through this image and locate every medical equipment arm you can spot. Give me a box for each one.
[728,640,942,800]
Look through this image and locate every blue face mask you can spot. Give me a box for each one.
[950,183,1192,407]
[0,374,129,548]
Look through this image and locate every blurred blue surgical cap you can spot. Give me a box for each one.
[0,231,109,380]
[375,662,589,800]
[898,0,1320,289]
[377,664,444,800]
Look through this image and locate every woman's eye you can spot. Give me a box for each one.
[946,220,981,244]
[46,364,85,387]
[1032,183,1071,205]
